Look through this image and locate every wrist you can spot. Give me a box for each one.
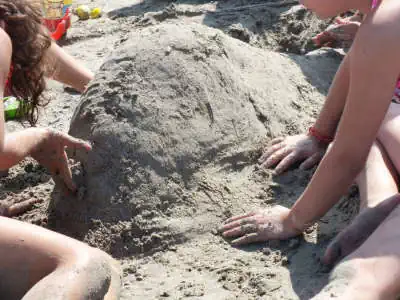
[27,128,50,155]
[287,210,313,233]
[308,125,334,145]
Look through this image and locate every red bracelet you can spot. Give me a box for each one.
[308,126,333,144]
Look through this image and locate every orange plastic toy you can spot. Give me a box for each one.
[41,0,72,41]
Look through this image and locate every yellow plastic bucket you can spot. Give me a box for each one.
[41,0,72,20]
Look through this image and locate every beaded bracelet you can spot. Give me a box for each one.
[308,126,333,144]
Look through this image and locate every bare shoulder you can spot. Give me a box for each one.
[353,0,400,71]
[360,0,400,40]
[0,27,11,51]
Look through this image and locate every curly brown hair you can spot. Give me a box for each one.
[0,0,52,125]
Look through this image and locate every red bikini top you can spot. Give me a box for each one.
[4,65,12,89]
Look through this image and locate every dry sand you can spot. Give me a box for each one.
[1,0,360,299]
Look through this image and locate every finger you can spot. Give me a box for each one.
[299,152,323,170]
[223,224,258,238]
[273,152,299,175]
[224,212,256,224]
[220,216,256,232]
[57,151,77,192]
[231,233,260,246]
[57,132,92,151]
[7,198,43,217]
[258,143,284,164]
[270,137,284,146]
[324,41,334,48]
[312,31,335,46]
[261,147,292,169]
[334,17,348,25]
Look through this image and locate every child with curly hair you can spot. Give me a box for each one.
[0,1,120,299]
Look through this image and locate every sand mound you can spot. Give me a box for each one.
[48,23,340,259]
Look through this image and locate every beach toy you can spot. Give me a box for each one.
[75,5,90,20]
[90,7,102,19]
[41,0,72,41]
[3,97,29,120]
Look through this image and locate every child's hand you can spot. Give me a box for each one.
[0,198,43,217]
[30,129,92,192]
[313,22,361,48]
[258,134,327,175]
[219,206,302,246]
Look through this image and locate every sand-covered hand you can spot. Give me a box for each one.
[259,134,326,175]
[219,205,302,246]
[30,129,92,192]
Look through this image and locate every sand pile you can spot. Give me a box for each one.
[2,0,358,298]
[49,22,341,259]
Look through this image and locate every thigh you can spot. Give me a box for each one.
[377,103,400,175]
[0,217,87,299]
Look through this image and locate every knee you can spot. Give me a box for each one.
[377,110,397,142]
[65,248,121,298]
[368,142,381,156]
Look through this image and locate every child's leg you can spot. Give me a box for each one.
[377,102,400,172]
[322,140,399,266]
[321,201,400,300]
[44,42,94,93]
[0,217,121,300]
[314,107,400,299]
[356,141,398,209]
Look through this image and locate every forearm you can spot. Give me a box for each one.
[313,53,351,138]
[44,42,94,93]
[288,148,365,230]
[0,128,45,170]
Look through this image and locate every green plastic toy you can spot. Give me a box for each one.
[3,97,29,120]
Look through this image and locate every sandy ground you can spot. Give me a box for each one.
[1,0,359,299]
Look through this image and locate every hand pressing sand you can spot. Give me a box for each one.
[0,198,42,217]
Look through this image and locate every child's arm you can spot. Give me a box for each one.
[221,5,400,244]
[312,50,350,139]
[0,27,11,151]
[259,47,351,173]
[0,28,91,191]
[0,29,46,169]
[44,42,94,93]
[289,11,400,230]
